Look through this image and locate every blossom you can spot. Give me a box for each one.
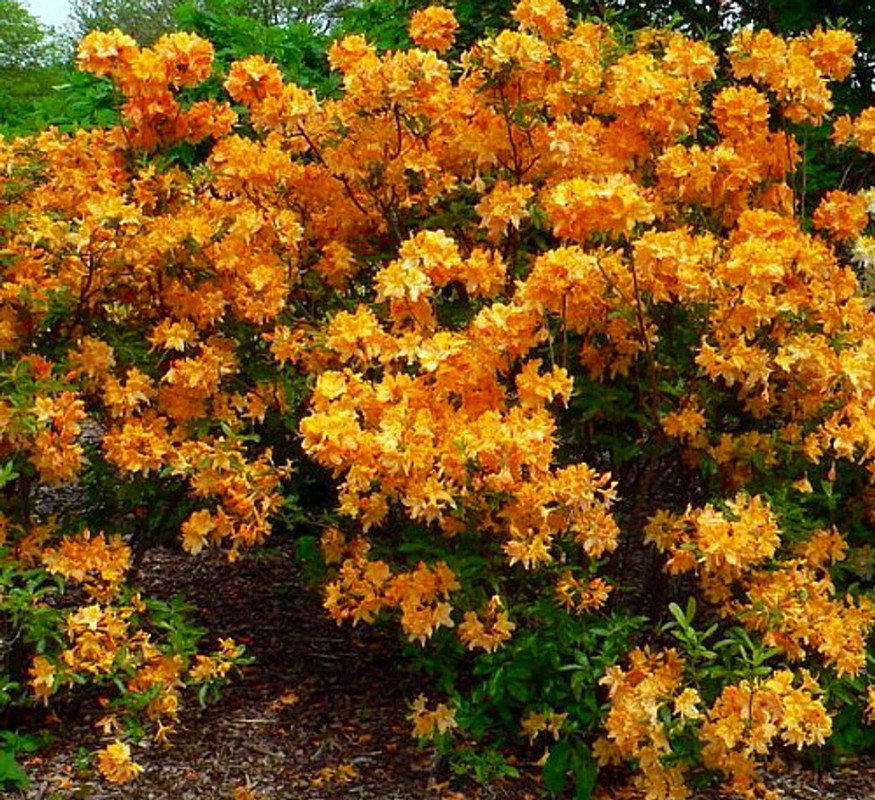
[813,190,869,240]
[512,0,568,40]
[712,86,770,140]
[29,656,57,702]
[180,509,215,555]
[521,709,568,741]
[834,107,875,152]
[542,174,655,241]
[41,530,131,600]
[96,741,143,784]
[457,596,516,652]
[409,6,458,53]
[77,29,138,77]
[153,31,214,87]
[661,403,707,442]
[327,35,378,74]
[554,573,613,612]
[224,56,284,105]
[408,695,458,738]
[804,28,856,81]
[476,180,534,238]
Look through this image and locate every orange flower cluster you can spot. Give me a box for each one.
[409,5,459,53]
[520,708,568,742]
[595,648,693,799]
[646,500,874,677]
[741,559,874,677]
[78,30,235,148]
[728,28,855,123]
[408,694,458,738]
[457,595,516,652]
[598,651,833,798]
[96,740,143,784]
[41,529,131,601]
[645,494,781,582]
[301,351,617,574]
[700,671,832,795]
[476,180,534,239]
[542,174,656,241]
[188,638,246,681]
[813,189,870,240]
[834,106,875,152]
[554,573,613,613]
[31,595,246,749]
[9,389,88,485]
[323,554,459,645]
[512,0,568,41]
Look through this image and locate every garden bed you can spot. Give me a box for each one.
[17,546,874,800]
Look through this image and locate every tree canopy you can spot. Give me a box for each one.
[0,0,51,69]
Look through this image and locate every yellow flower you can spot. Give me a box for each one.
[542,175,655,241]
[180,509,215,555]
[96,740,143,784]
[661,404,707,441]
[673,688,701,719]
[408,694,458,738]
[457,596,516,652]
[29,656,56,702]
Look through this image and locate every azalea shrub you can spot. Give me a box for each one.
[1,0,874,796]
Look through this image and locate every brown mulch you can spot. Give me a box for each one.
[16,545,875,800]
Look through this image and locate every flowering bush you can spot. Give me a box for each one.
[1,1,874,795]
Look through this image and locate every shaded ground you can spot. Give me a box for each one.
[16,545,875,800]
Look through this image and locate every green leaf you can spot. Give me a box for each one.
[573,744,598,800]
[506,680,530,703]
[0,460,19,489]
[542,738,571,794]
[0,748,28,790]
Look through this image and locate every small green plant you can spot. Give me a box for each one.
[0,730,49,791]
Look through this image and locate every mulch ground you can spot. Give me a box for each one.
[16,544,875,800]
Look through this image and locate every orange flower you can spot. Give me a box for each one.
[712,86,771,140]
[224,56,284,105]
[457,595,516,652]
[409,6,459,53]
[554,573,613,613]
[180,509,215,555]
[476,180,534,238]
[408,694,458,738]
[68,337,115,381]
[96,741,143,784]
[813,190,869,240]
[834,107,875,152]
[803,28,856,81]
[327,35,378,74]
[41,530,131,600]
[512,0,568,41]
[153,31,214,87]
[661,403,707,442]
[542,175,655,241]
[77,29,138,77]
[521,709,567,741]
[29,656,57,702]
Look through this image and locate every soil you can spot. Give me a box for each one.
[15,545,875,800]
